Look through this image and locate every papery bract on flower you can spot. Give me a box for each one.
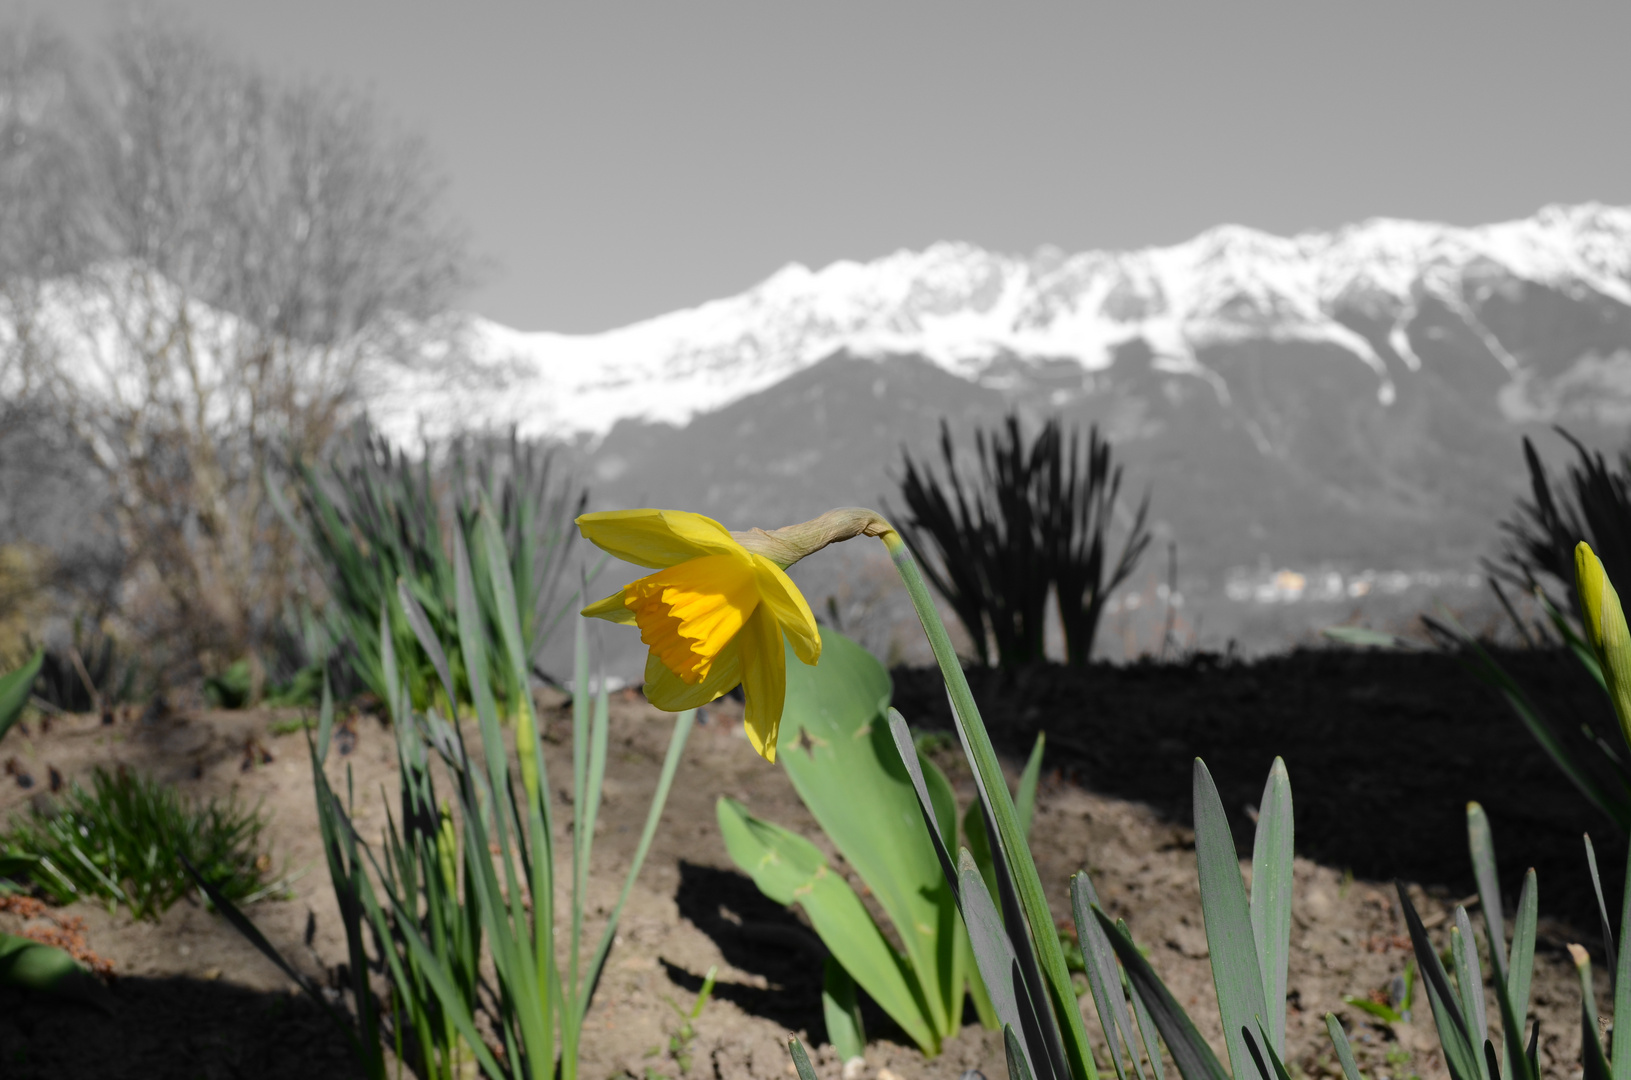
[577,509,821,761]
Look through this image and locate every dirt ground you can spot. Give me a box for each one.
[0,647,1617,1080]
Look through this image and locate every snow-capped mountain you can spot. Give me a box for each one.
[371,202,1631,444]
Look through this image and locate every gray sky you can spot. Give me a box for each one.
[41,2,1631,333]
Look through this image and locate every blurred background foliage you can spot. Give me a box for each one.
[0,5,477,694]
[894,412,1151,673]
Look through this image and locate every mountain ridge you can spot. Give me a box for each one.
[373,201,1631,445]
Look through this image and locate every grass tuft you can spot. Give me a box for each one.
[1,765,278,920]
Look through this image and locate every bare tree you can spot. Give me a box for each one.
[1,9,472,682]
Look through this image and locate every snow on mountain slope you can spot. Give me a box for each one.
[371,203,1631,442]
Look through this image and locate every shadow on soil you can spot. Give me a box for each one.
[0,976,364,1080]
[667,861,913,1048]
[893,645,1627,936]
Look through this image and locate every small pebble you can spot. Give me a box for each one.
[842,1058,867,1080]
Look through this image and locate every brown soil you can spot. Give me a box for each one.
[0,648,1616,1080]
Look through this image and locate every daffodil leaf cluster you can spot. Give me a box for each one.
[719,626,1024,1056]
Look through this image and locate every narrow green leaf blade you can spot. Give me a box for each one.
[1466,803,1508,989]
[1007,1024,1039,1080]
[1192,759,1268,1080]
[1250,757,1293,1057]
[1615,843,1631,1080]
[789,1037,820,1080]
[1324,1014,1365,1080]
[1450,915,1489,1078]
[1586,835,1619,984]
[0,649,43,743]
[1073,872,1146,1080]
[1243,1022,1292,1080]
[1573,945,1613,1080]
[1016,733,1046,834]
[716,797,938,1054]
[1127,962,1167,1080]
[957,848,1038,1078]
[778,631,956,1039]
[582,709,695,1010]
[1510,869,1538,1045]
[1396,882,1479,1080]
[823,956,867,1063]
[886,708,958,891]
[1094,907,1230,1080]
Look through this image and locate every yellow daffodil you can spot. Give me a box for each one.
[577,508,823,761]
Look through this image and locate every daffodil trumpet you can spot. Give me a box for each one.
[577,507,894,761]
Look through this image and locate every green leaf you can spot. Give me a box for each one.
[1006,1024,1038,1080]
[1507,869,1538,1030]
[1586,835,1619,985]
[788,1037,820,1080]
[1488,932,1536,1080]
[1465,814,1531,1080]
[824,956,867,1062]
[1324,1013,1366,1080]
[883,533,1096,1078]
[1126,951,1167,1080]
[582,708,694,1013]
[1396,882,1480,1080]
[1243,1021,1292,1080]
[0,649,43,744]
[1321,626,1409,649]
[1250,757,1293,1057]
[973,799,1072,1080]
[1016,733,1045,833]
[716,796,938,1054]
[1093,906,1230,1080]
[918,747,960,854]
[957,848,1038,1079]
[777,628,960,1043]
[0,931,114,1013]
[965,732,1045,913]
[1449,915,1488,1078]
[1192,758,1269,1080]
[1612,838,1631,1080]
[1072,872,1147,1080]
[1466,804,1508,989]
[1341,996,1404,1025]
[1572,944,1613,1080]
[886,708,960,897]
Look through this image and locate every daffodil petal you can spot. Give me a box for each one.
[642,641,741,712]
[576,509,742,569]
[581,588,636,625]
[750,555,821,665]
[739,606,788,762]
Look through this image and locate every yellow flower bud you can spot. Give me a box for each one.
[1576,541,1631,752]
